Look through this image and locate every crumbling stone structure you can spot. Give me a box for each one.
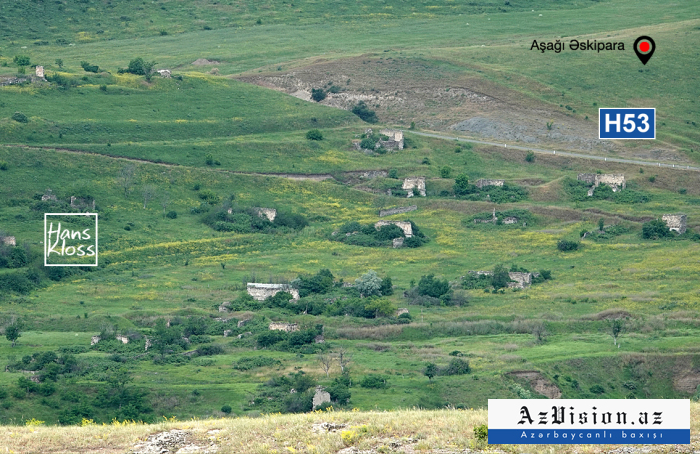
[312,386,331,410]
[392,237,404,248]
[91,336,100,346]
[374,221,413,237]
[35,66,44,78]
[378,129,404,150]
[70,196,96,210]
[402,177,426,197]
[247,283,299,301]
[1,236,16,246]
[379,205,417,217]
[397,308,409,316]
[237,318,251,328]
[116,335,129,344]
[269,322,299,332]
[218,301,231,312]
[577,173,626,196]
[662,214,687,234]
[41,189,57,202]
[503,217,519,224]
[475,179,505,189]
[253,207,277,222]
[507,272,532,289]
[156,69,171,78]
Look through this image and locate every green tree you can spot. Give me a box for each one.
[424,363,438,381]
[440,166,452,178]
[152,318,180,359]
[13,55,30,66]
[5,323,21,347]
[311,88,326,102]
[453,174,472,196]
[364,299,394,318]
[609,318,625,346]
[55,58,64,68]
[598,218,605,231]
[642,219,671,239]
[351,101,377,123]
[355,270,382,297]
[491,264,511,290]
[525,151,536,162]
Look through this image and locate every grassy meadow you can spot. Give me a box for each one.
[0,1,700,451]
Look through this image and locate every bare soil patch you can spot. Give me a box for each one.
[508,370,561,398]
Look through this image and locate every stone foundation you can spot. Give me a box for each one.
[269,322,299,332]
[476,179,505,189]
[662,214,687,234]
[253,207,277,222]
[379,205,417,217]
[247,283,299,301]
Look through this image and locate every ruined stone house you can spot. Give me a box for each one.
[507,272,532,289]
[312,386,331,410]
[662,214,687,234]
[577,173,626,196]
[35,66,44,78]
[157,69,171,78]
[475,179,505,189]
[402,177,426,197]
[253,207,277,222]
[397,308,409,316]
[41,189,57,202]
[247,283,299,301]
[1,236,16,246]
[374,220,413,237]
[392,237,404,248]
[378,129,404,150]
[70,196,96,210]
[116,335,129,344]
[268,322,299,332]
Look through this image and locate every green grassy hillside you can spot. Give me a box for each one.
[0,0,699,429]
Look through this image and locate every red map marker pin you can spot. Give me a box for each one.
[634,36,655,65]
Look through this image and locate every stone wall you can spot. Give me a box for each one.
[507,272,532,289]
[269,322,299,332]
[397,308,409,316]
[253,207,277,222]
[116,335,129,344]
[312,386,331,410]
[35,66,44,78]
[2,236,16,246]
[42,189,57,201]
[392,237,404,248]
[378,129,404,150]
[247,283,299,301]
[402,177,426,197]
[578,173,626,195]
[379,205,417,217]
[157,69,171,78]
[662,214,687,234]
[475,179,505,189]
[374,221,413,237]
[70,196,96,210]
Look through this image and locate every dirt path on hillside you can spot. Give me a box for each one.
[235,55,685,162]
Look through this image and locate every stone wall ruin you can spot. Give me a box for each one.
[378,129,404,150]
[253,207,277,222]
[1,236,16,246]
[475,179,505,189]
[269,322,299,332]
[312,386,331,410]
[247,283,299,301]
[379,205,417,217]
[577,173,626,196]
[35,66,44,78]
[662,214,687,234]
[402,177,426,197]
[374,220,413,237]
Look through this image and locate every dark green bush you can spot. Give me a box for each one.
[360,374,387,389]
[11,112,29,123]
[80,61,99,73]
[557,240,580,251]
[352,101,377,123]
[311,88,326,102]
[221,404,232,414]
[306,129,323,140]
[165,211,177,219]
[441,358,471,375]
[234,356,282,371]
[642,219,672,239]
[417,274,450,298]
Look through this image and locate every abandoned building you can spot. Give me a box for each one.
[253,207,277,222]
[402,177,426,197]
[374,220,413,237]
[312,386,332,410]
[577,173,626,196]
[475,179,505,189]
[246,283,300,301]
[379,205,417,217]
[392,237,404,248]
[268,322,299,332]
[1,236,16,246]
[662,214,687,234]
[378,129,404,150]
[397,308,409,316]
[472,209,520,225]
[157,69,172,78]
[469,270,535,289]
[70,196,96,210]
[41,189,57,201]
[35,66,44,78]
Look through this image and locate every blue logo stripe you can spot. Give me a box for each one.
[488,429,689,444]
